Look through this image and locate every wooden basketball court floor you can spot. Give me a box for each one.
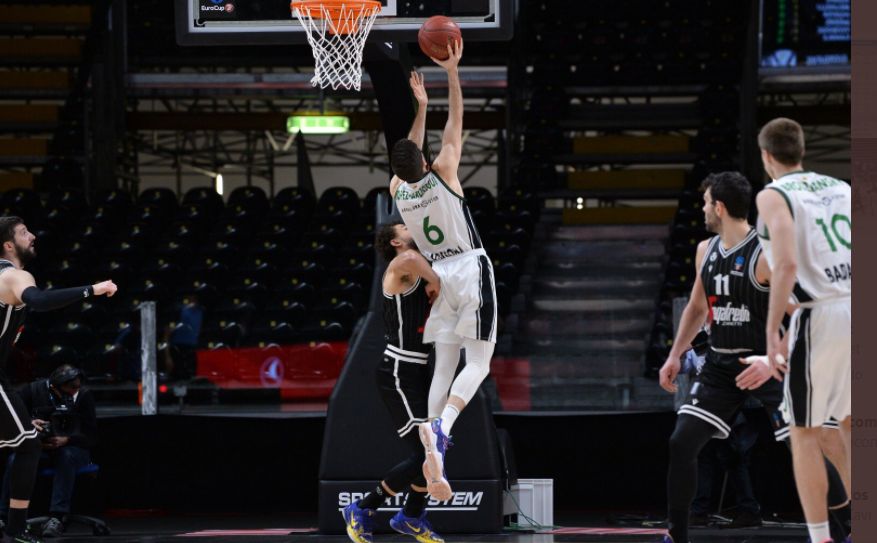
[52,514,811,542]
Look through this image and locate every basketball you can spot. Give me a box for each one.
[418,16,462,60]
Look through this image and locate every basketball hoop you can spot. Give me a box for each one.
[291,0,382,91]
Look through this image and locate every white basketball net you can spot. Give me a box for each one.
[292,2,380,91]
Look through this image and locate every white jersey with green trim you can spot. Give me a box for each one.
[394,171,484,263]
[756,171,851,304]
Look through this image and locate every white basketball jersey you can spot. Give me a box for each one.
[756,171,851,304]
[394,171,484,263]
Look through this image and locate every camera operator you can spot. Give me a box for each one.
[0,365,97,537]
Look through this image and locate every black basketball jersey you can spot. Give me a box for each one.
[0,260,28,378]
[382,276,431,355]
[700,229,769,353]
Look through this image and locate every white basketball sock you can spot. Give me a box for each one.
[440,404,460,436]
[806,521,830,543]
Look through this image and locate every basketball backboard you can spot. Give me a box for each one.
[176,0,513,46]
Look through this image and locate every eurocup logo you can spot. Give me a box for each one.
[260,357,285,387]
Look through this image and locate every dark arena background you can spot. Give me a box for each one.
[0,0,850,541]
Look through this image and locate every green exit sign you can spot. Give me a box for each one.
[287,115,350,134]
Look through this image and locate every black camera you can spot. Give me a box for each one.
[37,421,52,437]
[37,409,78,440]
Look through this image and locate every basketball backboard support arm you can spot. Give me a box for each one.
[175,0,514,47]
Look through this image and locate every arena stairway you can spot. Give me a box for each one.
[0,3,92,189]
[499,213,674,411]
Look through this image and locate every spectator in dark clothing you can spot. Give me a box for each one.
[690,411,762,527]
[0,365,97,537]
[166,295,203,381]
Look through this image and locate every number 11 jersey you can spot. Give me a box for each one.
[701,229,770,353]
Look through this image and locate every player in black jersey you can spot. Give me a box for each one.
[657,174,848,543]
[342,221,443,543]
[0,217,116,543]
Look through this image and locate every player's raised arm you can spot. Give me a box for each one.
[659,239,711,393]
[390,72,430,197]
[408,71,428,149]
[430,40,464,194]
[0,269,116,311]
[390,71,429,197]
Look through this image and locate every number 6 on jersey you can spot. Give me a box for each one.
[423,216,445,245]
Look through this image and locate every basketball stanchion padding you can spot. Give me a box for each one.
[317,194,505,533]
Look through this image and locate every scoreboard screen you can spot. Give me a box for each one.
[760,0,850,70]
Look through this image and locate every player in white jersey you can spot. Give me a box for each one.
[388,43,497,500]
[755,118,851,543]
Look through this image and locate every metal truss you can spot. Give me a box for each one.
[127,94,503,193]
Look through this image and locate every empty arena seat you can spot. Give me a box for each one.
[299,318,350,342]
[236,255,279,282]
[206,220,255,246]
[227,186,269,215]
[463,187,495,215]
[225,276,269,307]
[180,260,229,291]
[95,187,132,208]
[268,203,311,228]
[199,240,238,263]
[162,220,209,247]
[468,208,494,236]
[154,240,197,268]
[39,204,79,232]
[182,187,225,219]
[212,297,257,324]
[44,189,84,212]
[313,301,358,329]
[273,186,316,214]
[260,217,304,246]
[274,280,318,308]
[138,188,178,218]
[0,188,42,219]
[248,240,289,267]
[140,258,182,286]
[90,202,129,231]
[127,276,167,304]
[39,344,81,368]
[50,319,95,353]
[492,262,520,291]
[94,259,133,289]
[173,280,218,308]
[262,297,307,322]
[490,244,525,268]
[248,317,300,345]
[97,318,135,344]
[321,280,365,309]
[292,241,338,267]
[176,202,214,227]
[121,220,161,247]
[200,319,245,348]
[280,260,326,287]
[51,257,87,285]
[339,236,376,262]
[317,186,359,217]
[362,186,387,216]
[487,228,531,252]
